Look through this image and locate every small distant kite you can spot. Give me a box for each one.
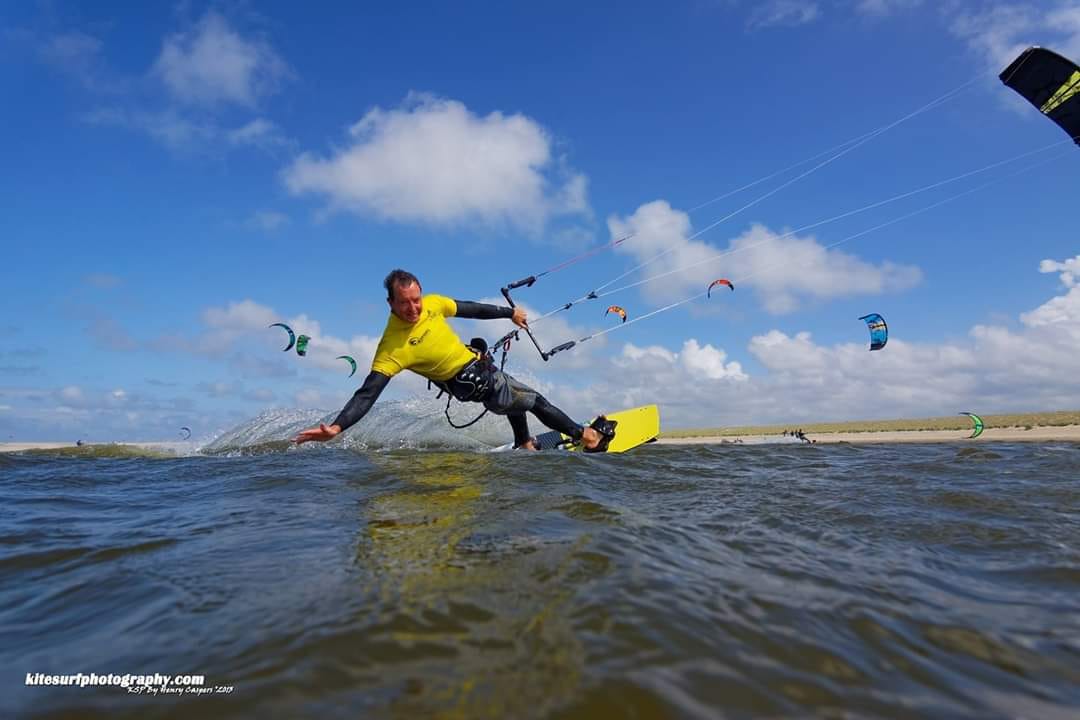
[859,313,888,351]
[336,355,357,378]
[296,334,310,357]
[605,305,628,323]
[707,278,734,297]
[959,412,984,439]
[179,426,191,440]
[999,46,1080,146]
[269,323,296,352]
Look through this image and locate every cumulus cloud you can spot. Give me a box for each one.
[562,254,1080,428]
[748,0,821,29]
[282,93,591,234]
[619,340,747,381]
[153,11,289,108]
[187,299,382,377]
[723,224,923,313]
[244,388,276,403]
[227,118,289,149]
[83,273,122,289]
[59,386,84,403]
[86,314,138,351]
[294,388,336,410]
[56,11,292,154]
[245,209,290,232]
[38,30,126,93]
[855,0,923,17]
[607,202,922,312]
[1017,254,1080,329]
[0,365,40,377]
[1038,254,1080,288]
[0,383,205,440]
[950,3,1080,69]
[84,107,218,150]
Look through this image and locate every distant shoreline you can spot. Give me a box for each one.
[3,427,1080,453]
[4,412,1079,452]
[655,425,1080,445]
[657,410,1080,444]
[0,442,188,454]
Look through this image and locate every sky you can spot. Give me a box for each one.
[3,0,1080,441]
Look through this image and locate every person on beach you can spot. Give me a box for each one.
[293,269,603,451]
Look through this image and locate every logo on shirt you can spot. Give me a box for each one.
[408,329,431,346]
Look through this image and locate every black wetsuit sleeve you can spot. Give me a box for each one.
[331,371,391,432]
[453,300,514,320]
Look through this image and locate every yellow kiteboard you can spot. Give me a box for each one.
[533,404,660,453]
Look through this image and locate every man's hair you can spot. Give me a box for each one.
[384,269,421,301]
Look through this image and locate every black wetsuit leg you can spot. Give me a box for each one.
[508,413,531,447]
[531,394,583,442]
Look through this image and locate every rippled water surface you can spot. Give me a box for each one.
[3,439,1079,719]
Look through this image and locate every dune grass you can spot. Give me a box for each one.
[659,410,1080,439]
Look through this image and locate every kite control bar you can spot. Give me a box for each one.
[501,279,551,360]
[501,275,582,362]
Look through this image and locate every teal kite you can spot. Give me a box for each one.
[269,323,296,352]
[959,412,984,439]
[337,355,357,377]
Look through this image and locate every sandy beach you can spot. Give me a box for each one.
[656,425,1080,445]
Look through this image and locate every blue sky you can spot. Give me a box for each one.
[3,0,1080,441]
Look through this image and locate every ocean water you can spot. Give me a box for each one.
[3,405,1079,719]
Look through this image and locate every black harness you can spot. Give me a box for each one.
[430,336,507,429]
[444,355,496,403]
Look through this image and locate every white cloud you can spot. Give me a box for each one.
[282,93,590,234]
[203,299,281,332]
[1038,254,1080,288]
[617,340,747,381]
[153,11,289,108]
[84,107,218,150]
[1017,254,1080,330]
[748,0,821,29]
[197,381,237,398]
[607,202,922,312]
[86,313,138,351]
[294,388,335,410]
[949,3,1080,70]
[607,200,721,304]
[855,0,923,17]
[244,388,276,403]
[83,273,122,289]
[679,339,748,380]
[68,12,291,154]
[60,386,84,402]
[245,209,290,232]
[228,118,288,148]
[38,30,125,93]
[563,254,1080,428]
[183,299,382,378]
[723,224,923,314]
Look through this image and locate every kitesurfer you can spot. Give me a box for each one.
[294,269,603,451]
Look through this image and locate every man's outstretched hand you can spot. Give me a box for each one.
[294,423,342,445]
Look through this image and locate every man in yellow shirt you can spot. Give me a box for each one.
[294,269,603,451]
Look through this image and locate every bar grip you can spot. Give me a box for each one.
[506,275,537,290]
[544,341,576,360]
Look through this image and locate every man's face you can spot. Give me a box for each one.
[388,281,423,324]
